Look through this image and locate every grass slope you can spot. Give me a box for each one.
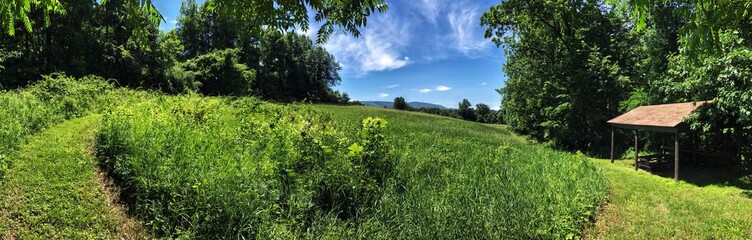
[0,115,147,239]
[314,105,607,238]
[586,159,752,239]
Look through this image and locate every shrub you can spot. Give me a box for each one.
[182,48,255,96]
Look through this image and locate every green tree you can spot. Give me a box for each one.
[2,0,388,43]
[393,97,408,110]
[475,103,491,123]
[609,0,752,56]
[458,99,476,121]
[182,48,255,96]
[174,3,342,102]
[0,0,169,89]
[482,0,634,151]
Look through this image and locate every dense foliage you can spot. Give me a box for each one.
[1,0,387,44]
[0,0,350,104]
[482,0,633,152]
[482,0,752,166]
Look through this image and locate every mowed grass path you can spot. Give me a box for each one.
[586,159,752,239]
[0,115,147,239]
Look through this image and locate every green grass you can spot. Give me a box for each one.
[95,96,399,238]
[313,105,609,239]
[586,159,752,239]
[93,100,608,238]
[3,77,751,239]
[0,115,147,239]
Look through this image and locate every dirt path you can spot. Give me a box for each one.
[0,115,149,239]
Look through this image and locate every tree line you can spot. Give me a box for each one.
[482,0,752,168]
[392,96,504,124]
[0,0,380,104]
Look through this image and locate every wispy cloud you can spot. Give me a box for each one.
[447,2,492,56]
[379,93,390,98]
[320,0,496,75]
[411,0,445,23]
[481,82,487,86]
[386,84,400,89]
[436,85,451,91]
[419,89,433,93]
[323,12,411,75]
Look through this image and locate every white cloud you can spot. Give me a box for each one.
[170,19,178,25]
[412,0,445,23]
[447,3,492,56]
[419,89,433,93]
[386,84,400,89]
[323,12,410,74]
[481,82,487,86]
[379,93,390,98]
[436,86,451,91]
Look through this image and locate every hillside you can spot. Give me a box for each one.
[0,78,605,238]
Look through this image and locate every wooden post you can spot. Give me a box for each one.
[610,127,615,163]
[634,131,639,171]
[675,132,680,181]
[736,127,742,166]
[692,132,697,164]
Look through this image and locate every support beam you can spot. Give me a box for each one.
[610,127,615,163]
[634,131,639,171]
[675,132,680,181]
[692,132,696,163]
[736,127,742,166]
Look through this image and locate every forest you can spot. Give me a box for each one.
[0,0,364,103]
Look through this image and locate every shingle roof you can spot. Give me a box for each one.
[607,101,710,128]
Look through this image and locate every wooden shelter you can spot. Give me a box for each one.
[607,101,710,181]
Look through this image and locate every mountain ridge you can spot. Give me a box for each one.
[360,101,448,109]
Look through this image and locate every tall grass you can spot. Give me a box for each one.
[315,106,609,239]
[95,96,396,238]
[95,98,608,238]
[1,75,609,238]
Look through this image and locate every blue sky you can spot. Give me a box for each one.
[155,0,507,109]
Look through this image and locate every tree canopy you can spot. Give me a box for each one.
[1,0,387,43]
[483,0,752,167]
[0,0,351,104]
[482,0,633,151]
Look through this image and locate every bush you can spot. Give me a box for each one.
[182,48,255,96]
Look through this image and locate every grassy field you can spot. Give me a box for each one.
[585,159,752,239]
[313,105,608,239]
[2,78,749,239]
[92,99,607,238]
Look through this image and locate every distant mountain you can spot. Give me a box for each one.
[360,101,448,110]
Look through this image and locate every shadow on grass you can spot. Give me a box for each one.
[648,164,752,190]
